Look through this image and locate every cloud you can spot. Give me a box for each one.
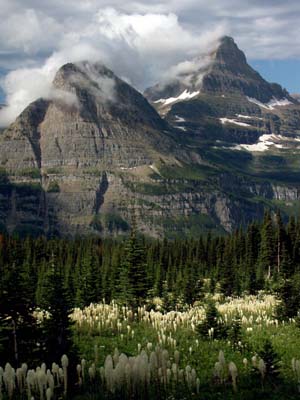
[0,0,299,126]
[0,5,226,126]
[0,43,103,127]
[75,62,116,103]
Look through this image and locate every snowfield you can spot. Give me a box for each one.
[230,134,289,152]
[174,115,186,123]
[247,96,292,110]
[220,117,252,127]
[236,114,263,120]
[154,90,200,106]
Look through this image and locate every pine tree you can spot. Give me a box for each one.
[258,339,281,383]
[276,273,300,320]
[220,237,235,296]
[245,223,260,293]
[275,211,286,276]
[115,215,148,308]
[258,211,275,281]
[39,255,77,365]
[0,260,40,366]
[197,301,227,339]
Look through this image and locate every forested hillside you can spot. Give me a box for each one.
[1,211,300,308]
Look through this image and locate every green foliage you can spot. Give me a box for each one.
[197,301,228,340]
[0,238,40,366]
[116,224,148,308]
[227,315,243,346]
[16,167,41,179]
[38,257,78,366]
[0,213,300,313]
[47,180,60,192]
[91,213,129,233]
[276,274,300,320]
[258,339,281,383]
[0,167,9,184]
[2,212,300,398]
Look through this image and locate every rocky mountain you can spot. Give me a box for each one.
[145,36,295,109]
[145,36,300,153]
[1,39,300,238]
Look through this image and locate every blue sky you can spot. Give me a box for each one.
[0,0,299,124]
[250,59,300,94]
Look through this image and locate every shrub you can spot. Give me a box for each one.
[47,181,60,193]
[197,301,228,340]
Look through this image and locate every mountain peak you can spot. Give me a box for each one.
[213,36,247,71]
[199,36,292,103]
[217,35,237,50]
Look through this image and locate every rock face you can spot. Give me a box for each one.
[1,43,300,238]
[0,62,193,237]
[2,62,175,172]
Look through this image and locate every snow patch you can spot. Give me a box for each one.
[149,164,161,175]
[247,96,292,110]
[236,114,263,120]
[220,118,252,127]
[174,115,186,123]
[269,98,293,108]
[154,90,200,106]
[231,134,288,152]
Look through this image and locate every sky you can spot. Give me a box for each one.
[0,0,299,125]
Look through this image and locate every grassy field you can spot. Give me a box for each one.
[71,294,300,399]
[2,293,300,399]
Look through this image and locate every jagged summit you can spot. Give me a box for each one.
[213,36,248,69]
[201,36,292,103]
[145,36,294,106]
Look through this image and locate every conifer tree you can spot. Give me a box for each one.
[275,211,286,276]
[276,273,300,320]
[39,255,77,365]
[116,214,148,308]
[0,260,40,366]
[245,223,260,293]
[258,211,275,281]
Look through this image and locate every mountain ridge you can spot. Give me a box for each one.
[0,39,300,238]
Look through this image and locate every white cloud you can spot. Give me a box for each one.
[0,0,299,126]
[0,6,226,126]
[0,43,103,127]
[0,8,62,55]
